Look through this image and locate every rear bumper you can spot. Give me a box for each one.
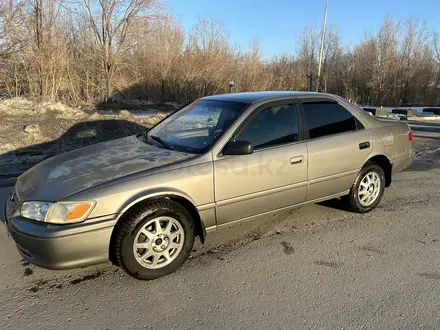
[392,148,416,174]
[5,207,117,270]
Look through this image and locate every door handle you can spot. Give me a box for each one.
[290,155,304,165]
[359,141,370,150]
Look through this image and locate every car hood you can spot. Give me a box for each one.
[15,135,194,201]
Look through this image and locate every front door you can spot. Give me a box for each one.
[214,103,308,225]
[299,99,372,201]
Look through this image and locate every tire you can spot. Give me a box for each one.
[113,199,195,280]
[342,162,385,213]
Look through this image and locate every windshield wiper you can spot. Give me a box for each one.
[149,134,173,150]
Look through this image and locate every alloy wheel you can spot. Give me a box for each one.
[357,171,381,207]
[133,216,185,269]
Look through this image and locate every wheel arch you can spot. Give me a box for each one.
[365,154,392,187]
[109,192,206,264]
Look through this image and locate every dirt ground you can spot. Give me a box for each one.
[0,98,173,177]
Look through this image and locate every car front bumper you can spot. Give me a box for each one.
[4,198,118,270]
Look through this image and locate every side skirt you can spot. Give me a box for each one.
[205,190,350,233]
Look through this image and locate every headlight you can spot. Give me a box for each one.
[21,202,53,221]
[20,201,95,224]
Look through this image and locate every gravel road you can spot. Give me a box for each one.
[1,122,440,329]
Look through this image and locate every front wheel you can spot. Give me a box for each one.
[113,199,195,280]
[342,162,385,213]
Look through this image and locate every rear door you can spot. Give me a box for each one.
[298,97,372,201]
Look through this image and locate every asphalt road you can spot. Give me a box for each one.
[1,165,440,329]
[1,122,440,329]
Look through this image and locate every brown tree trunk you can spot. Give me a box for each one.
[35,0,45,99]
[104,62,112,104]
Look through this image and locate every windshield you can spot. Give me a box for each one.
[146,100,248,153]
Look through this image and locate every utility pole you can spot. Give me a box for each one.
[316,0,328,92]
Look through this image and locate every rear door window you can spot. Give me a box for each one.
[302,102,360,139]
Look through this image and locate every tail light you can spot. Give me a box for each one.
[408,131,413,142]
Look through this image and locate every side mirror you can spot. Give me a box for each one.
[223,140,253,155]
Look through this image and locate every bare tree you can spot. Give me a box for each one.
[150,15,184,103]
[0,0,24,57]
[296,26,320,90]
[320,26,343,92]
[27,0,65,100]
[236,39,267,91]
[1,10,440,106]
[77,0,158,103]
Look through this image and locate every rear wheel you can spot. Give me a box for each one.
[342,162,385,213]
[113,199,195,280]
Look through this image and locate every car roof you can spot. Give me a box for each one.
[201,91,325,104]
